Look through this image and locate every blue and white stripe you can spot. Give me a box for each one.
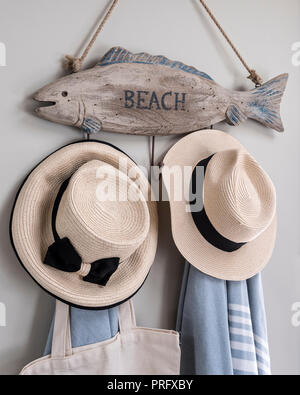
[177,266,271,376]
[228,303,271,375]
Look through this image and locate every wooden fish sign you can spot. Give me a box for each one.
[34,47,288,135]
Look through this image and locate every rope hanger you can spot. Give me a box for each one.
[198,0,263,87]
[65,0,119,73]
[65,0,263,87]
[65,0,263,166]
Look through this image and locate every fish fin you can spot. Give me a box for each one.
[226,105,248,126]
[97,47,214,81]
[248,73,288,132]
[81,118,102,134]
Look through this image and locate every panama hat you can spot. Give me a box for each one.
[162,130,277,281]
[10,140,158,309]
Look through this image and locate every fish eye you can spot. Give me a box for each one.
[62,91,68,97]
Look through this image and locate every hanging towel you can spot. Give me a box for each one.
[44,304,119,355]
[177,263,271,375]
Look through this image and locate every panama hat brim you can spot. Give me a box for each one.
[162,130,277,281]
[10,140,158,309]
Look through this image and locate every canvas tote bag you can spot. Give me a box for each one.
[20,300,181,375]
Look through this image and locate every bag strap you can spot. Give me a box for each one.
[118,300,136,334]
[51,300,72,358]
[51,299,136,357]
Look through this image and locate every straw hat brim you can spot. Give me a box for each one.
[162,130,277,281]
[10,141,158,309]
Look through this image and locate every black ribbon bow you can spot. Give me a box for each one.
[43,178,120,286]
[44,237,120,286]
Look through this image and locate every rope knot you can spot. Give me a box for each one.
[247,70,263,87]
[65,55,82,73]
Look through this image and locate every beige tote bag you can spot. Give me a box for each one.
[20,300,181,375]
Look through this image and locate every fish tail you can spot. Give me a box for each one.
[248,74,288,132]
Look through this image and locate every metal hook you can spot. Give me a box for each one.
[151,136,155,167]
[82,130,91,141]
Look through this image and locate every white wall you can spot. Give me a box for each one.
[0,0,299,375]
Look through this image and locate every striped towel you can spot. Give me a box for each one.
[177,263,271,375]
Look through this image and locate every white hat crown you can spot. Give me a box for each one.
[56,160,150,263]
[204,149,276,243]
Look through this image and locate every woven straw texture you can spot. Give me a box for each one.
[162,130,277,281]
[11,142,158,308]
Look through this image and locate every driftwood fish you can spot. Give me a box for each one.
[34,47,288,135]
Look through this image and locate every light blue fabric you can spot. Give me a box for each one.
[177,263,271,375]
[44,305,119,356]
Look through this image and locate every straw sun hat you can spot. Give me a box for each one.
[162,130,277,281]
[10,141,158,309]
